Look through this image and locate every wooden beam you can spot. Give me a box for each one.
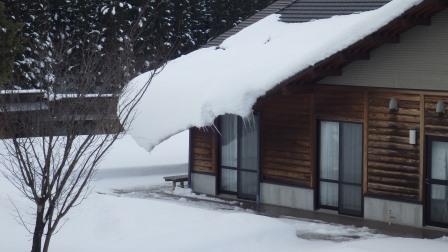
[405,16,432,26]
[309,92,316,189]
[373,32,401,44]
[281,85,292,95]
[363,90,369,194]
[320,68,343,77]
[419,94,425,202]
[344,51,370,61]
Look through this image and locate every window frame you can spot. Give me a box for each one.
[218,114,260,201]
[317,120,364,217]
[425,135,448,228]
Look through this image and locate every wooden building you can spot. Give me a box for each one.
[0,90,120,138]
[189,0,448,229]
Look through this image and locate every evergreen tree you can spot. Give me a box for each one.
[0,1,21,86]
[3,0,274,89]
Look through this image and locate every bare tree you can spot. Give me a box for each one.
[0,4,175,252]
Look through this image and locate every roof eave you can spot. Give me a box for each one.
[263,0,448,98]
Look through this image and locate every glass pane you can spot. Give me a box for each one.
[320,122,339,180]
[340,184,362,214]
[320,182,338,207]
[431,141,448,181]
[430,184,448,224]
[240,114,259,172]
[221,114,238,168]
[239,171,258,198]
[341,123,363,184]
[221,168,237,193]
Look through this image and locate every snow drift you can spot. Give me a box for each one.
[126,0,423,151]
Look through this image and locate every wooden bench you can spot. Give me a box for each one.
[163,175,189,190]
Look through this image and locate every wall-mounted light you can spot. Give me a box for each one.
[409,128,417,145]
[389,97,399,112]
[436,100,446,115]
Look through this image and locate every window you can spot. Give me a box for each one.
[219,114,259,200]
[426,138,448,227]
[319,121,363,216]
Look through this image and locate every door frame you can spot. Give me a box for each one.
[217,114,260,201]
[217,115,239,196]
[425,135,448,228]
[316,120,364,217]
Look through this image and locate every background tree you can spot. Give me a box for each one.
[0,1,275,251]
[3,0,274,88]
[0,2,169,252]
[0,1,21,86]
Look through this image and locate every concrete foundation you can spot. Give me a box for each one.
[191,173,216,196]
[260,183,314,211]
[364,197,423,227]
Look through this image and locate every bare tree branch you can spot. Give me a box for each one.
[0,5,176,251]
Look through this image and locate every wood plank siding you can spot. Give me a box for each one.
[189,85,448,203]
[425,95,448,137]
[258,91,313,186]
[366,91,421,200]
[314,86,364,122]
[0,92,120,138]
[190,127,218,174]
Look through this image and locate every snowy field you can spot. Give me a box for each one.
[1,131,448,251]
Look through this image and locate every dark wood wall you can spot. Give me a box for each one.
[366,91,421,201]
[314,86,364,122]
[255,86,366,188]
[258,91,313,186]
[425,95,448,136]
[0,92,120,138]
[188,84,448,202]
[190,127,218,174]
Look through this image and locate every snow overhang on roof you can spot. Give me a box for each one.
[126,0,446,151]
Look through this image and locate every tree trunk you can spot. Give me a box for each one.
[31,208,45,252]
[43,230,52,252]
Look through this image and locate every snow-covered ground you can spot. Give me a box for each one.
[1,131,448,251]
[98,130,189,169]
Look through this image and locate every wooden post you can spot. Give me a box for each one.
[363,90,369,194]
[309,92,316,189]
[419,94,425,202]
[211,127,219,175]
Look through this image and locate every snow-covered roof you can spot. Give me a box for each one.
[206,0,393,47]
[127,0,428,151]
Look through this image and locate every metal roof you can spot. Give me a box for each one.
[279,0,392,23]
[205,0,391,47]
[205,0,296,47]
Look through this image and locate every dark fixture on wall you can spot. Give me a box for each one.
[389,97,399,112]
[436,100,446,115]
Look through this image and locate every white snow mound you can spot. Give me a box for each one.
[126,0,423,151]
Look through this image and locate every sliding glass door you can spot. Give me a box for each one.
[220,114,259,200]
[339,123,363,215]
[220,114,238,193]
[319,121,363,216]
[239,116,260,198]
[426,138,448,228]
[319,122,340,209]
